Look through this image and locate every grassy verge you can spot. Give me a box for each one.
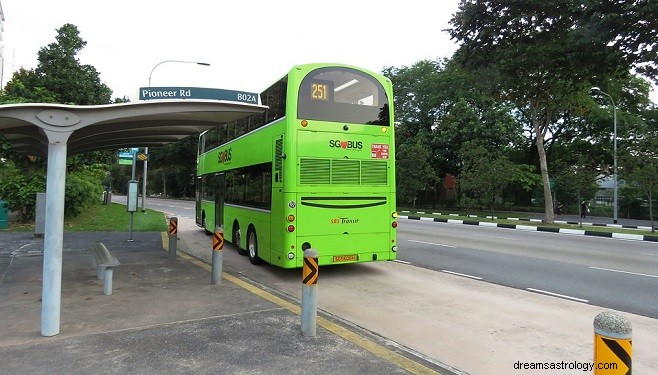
[5,203,168,232]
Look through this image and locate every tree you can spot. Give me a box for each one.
[434,98,522,176]
[147,135,199,198]
[384,59,526,207]
[447,0,655,223]
[620,106,658,231]
[0,24,117,220]
[458,140,539,213]
[584,0,658,83]
[395,133,438,206]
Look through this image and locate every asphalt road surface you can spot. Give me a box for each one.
[396,220,658,318]
[123,196,658,318]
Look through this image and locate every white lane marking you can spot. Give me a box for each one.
[407,240,455,248]
[527,288,589,303]
[442,270,482,280]
[394,260,411,265]
[589,266,658,279]
[641,253,658,257]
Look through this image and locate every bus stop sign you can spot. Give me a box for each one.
[139,87,258,104]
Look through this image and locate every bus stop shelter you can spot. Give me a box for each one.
[0,99,265,336]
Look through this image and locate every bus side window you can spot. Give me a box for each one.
[235,117,248,138]
[218,123,228,147]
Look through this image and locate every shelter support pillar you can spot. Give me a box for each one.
[41,138,69,337]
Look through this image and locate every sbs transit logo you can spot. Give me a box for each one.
[218,148,232,164]
[329,140,363,150]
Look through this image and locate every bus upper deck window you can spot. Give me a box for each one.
[298,67,390,125]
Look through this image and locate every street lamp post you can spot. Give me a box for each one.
[143,60,211,212]
[591,87,618,224]
[148,60,211,88]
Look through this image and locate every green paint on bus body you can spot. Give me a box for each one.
[195,63,397,268]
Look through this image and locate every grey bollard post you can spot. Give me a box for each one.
[301,249,318,337]
[168,217,178,260]
[594,311,632,374]
[211,226,224,285]
[103,268,113,295]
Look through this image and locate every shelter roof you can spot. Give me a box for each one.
[0,100,266,157]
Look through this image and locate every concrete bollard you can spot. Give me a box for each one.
[168,217,178,260]
[103,268,113,295]
[594,311,632,374]
[301,248,318,337]
[211,226,224,285]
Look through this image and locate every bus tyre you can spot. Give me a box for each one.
[202,213,211,235]
[247,227,263,265]
[233,222,247,256]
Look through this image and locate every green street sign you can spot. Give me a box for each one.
[138,87,258,104]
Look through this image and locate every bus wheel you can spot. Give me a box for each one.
[247,226,263,265]
[201,213,211,235]
[233,222,246,256]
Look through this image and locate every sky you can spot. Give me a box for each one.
[1,0,461,100]
[1,0,655,103]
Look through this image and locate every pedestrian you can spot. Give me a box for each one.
[580,200,588,218]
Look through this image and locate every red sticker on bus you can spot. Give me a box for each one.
[371,144,389,159]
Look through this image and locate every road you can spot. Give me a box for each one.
[397,220,658,318]
[132,196,658,318]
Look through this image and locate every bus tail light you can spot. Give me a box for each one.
[392,221,398,228]
[392,211,398,218]
[287,214,295,222]
[287,225,295,232]
[391,246,398,252]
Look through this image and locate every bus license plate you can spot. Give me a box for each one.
[333,255,358,263]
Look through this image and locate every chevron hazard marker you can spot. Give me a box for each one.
[594,311,632,375]
[301,249,319,336]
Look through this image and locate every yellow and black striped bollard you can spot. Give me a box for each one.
[594,311,632,374]
[301,248,318,336]
[211,226,224,285]
[168,217,178,260]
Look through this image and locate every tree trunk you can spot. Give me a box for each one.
[534,119,554,223]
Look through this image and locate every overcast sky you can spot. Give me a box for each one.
[2,0,655,103]
[1,0,461,100]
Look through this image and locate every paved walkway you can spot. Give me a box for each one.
[0,231,451,375]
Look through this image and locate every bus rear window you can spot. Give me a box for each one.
[297,67,389,125]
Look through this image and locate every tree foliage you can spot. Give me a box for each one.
[395,132,438,206]
[620,108,658,230]
[0,23,118,220]
[4,24,112,105]
[446,0,656,222]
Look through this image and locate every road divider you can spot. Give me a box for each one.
[399,215,658,242]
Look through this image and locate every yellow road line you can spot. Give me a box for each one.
[161,232,441,375]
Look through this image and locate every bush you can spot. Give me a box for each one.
[64,168,105,218]
[0,161,46,221]
[0,161,106,221]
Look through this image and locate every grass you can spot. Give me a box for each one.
[4,203,168,232]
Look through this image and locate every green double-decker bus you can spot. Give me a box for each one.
[195,63,397,268]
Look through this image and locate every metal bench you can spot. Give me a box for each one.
[91,242,120,295]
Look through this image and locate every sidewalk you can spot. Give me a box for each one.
[0,231,451,375]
